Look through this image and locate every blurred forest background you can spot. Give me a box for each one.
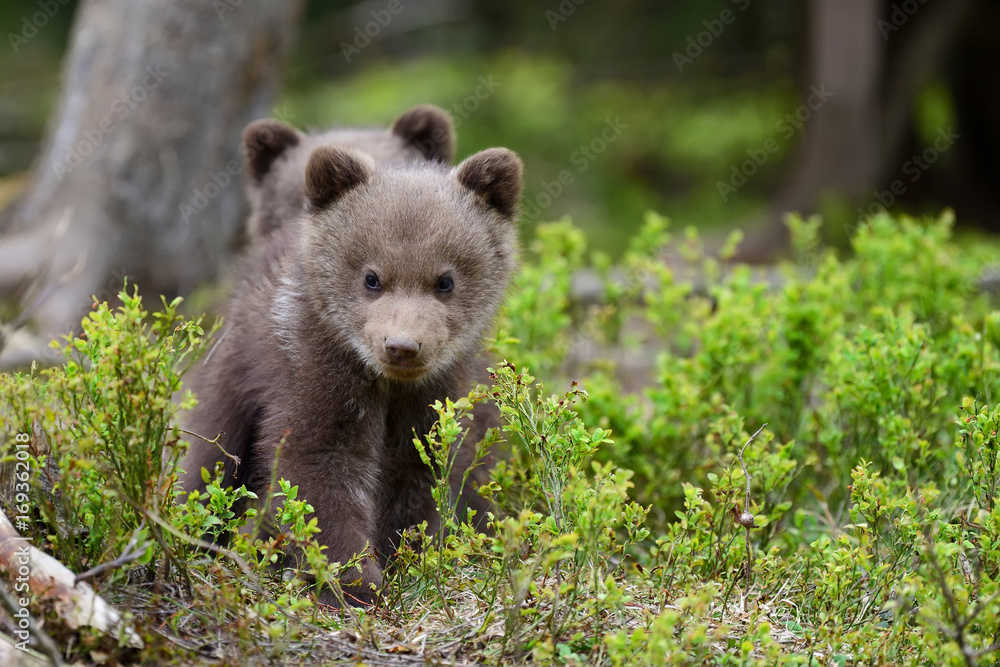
[0,0,997,346]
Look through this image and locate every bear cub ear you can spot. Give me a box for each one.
[392,104,455,164]
[304,146,375,212]
[454,148,524,219]
[243,119,301,183]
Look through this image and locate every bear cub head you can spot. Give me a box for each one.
[296,145,522,382]
[242,104,456,240]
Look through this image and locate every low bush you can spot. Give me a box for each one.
[2,212,1000,665]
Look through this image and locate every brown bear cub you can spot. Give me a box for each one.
[242,104,456,240]
[181,127,522,605]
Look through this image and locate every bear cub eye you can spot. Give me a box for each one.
[435,274,455,293]
[365,272,381,290]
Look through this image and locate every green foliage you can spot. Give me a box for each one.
[492,218,589,377]
[488,210,1000,663]
[388,364,649,662]
[1,284,215,573]
[0,286,361,660]
[281,53,792,254]
[959,399,1000,515]
[4,212,1000,664]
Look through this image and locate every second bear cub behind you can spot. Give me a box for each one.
[241,104,455,239]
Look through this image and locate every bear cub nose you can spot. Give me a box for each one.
[384,336,420,360]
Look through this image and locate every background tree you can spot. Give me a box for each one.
[0,0,302,367]
[738,0,979,258]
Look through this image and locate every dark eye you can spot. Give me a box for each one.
[435,274,454,293]
[365,272,381,290]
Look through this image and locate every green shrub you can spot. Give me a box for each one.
[0,285,215,574]
[3,211,1000,664]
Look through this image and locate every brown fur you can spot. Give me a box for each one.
[181,146,522,605]
[243,105,455,239]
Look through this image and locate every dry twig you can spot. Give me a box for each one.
[736,423,767,601]
[73,524,149,586]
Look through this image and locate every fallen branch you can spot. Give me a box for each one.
[0,576,61,666]
[0,506,143,651]
[0,632,53,667]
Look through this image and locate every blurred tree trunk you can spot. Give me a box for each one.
[779,0,882,211]
[740,0,972,259]
[0,0,303,366]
